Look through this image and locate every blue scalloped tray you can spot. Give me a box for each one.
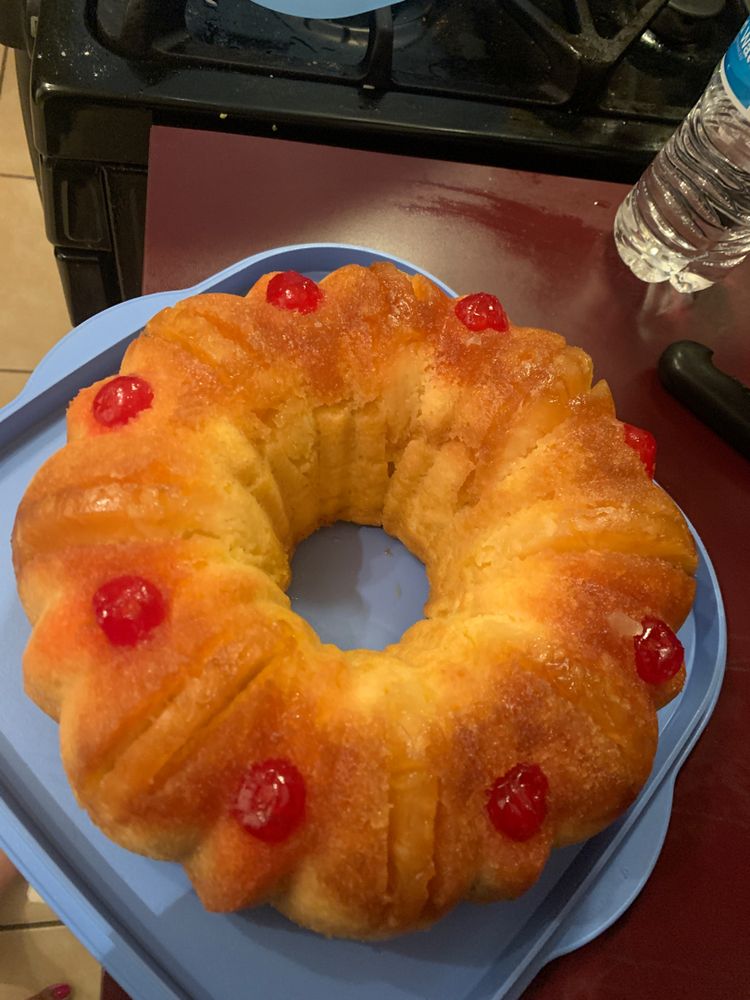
[0,245,726,1000]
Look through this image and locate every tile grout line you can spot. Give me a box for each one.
[0,46,7,91]
[0,368,33,374]
[0,172,36,181]
[0,920,63,932]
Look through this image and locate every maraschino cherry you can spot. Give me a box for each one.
[266,271,323,314]
[233,758,306,843]
[487,762,549,841]
[92,375,153,428]
[634,616,684,684]
[93,576,166,646]
[455,293,509,333]
[623,422,657,478]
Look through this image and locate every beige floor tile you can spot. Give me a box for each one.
[0,370,30,408]
[0,868,60,929]
[0,48,35,178]
[0,924,101,1000]
[0,176,71,369]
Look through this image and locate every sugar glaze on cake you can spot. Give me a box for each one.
[12,263,696,939]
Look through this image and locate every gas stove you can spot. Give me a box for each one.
[2,0,747,323]
[98,0,744,116]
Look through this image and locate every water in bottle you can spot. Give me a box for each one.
[614,17,750,293]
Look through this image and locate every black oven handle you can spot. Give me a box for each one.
[659,340,750,462]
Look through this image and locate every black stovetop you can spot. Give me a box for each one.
[10,0,749,338]
[115,0,743,116]
[28,0,746,180]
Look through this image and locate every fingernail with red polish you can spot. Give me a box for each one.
[50,985,72,1000]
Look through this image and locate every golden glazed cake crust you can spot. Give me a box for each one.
[12,262,697,939]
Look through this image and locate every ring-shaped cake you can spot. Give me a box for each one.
[12,263,696,939]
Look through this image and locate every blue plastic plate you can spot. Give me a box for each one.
[0,245,726,1000]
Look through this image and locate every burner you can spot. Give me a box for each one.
[650,0,728,44]
[95,0,747,110]
[668,0,726,14]
[299,0,433,50]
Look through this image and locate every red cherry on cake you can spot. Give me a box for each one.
[634,616,684,684]
[266,271,323,314]
[455,292,509,332]
[487,762,549,841]
[623,422,657,479]
[93,575,166,646]
[233,759,306,843]
[93,376,153,428]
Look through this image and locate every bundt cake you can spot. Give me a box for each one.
[12,262,697,939]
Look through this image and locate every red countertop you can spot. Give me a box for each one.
[132,125,750,1000]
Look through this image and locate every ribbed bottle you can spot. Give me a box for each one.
[614,17,750,292]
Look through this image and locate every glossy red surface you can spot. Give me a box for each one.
[92,375,153,428]
[455,292,509,333]
[93,575,167,647]
[622,422,657,479]
[486,762,549,842]
[634,617,684,685]
[266,270,324,314]
[135,126,750,1000]
[233,758,307,843]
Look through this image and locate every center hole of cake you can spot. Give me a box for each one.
[288,522,429,651]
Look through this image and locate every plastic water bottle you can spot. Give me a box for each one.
[614,16,750,293]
